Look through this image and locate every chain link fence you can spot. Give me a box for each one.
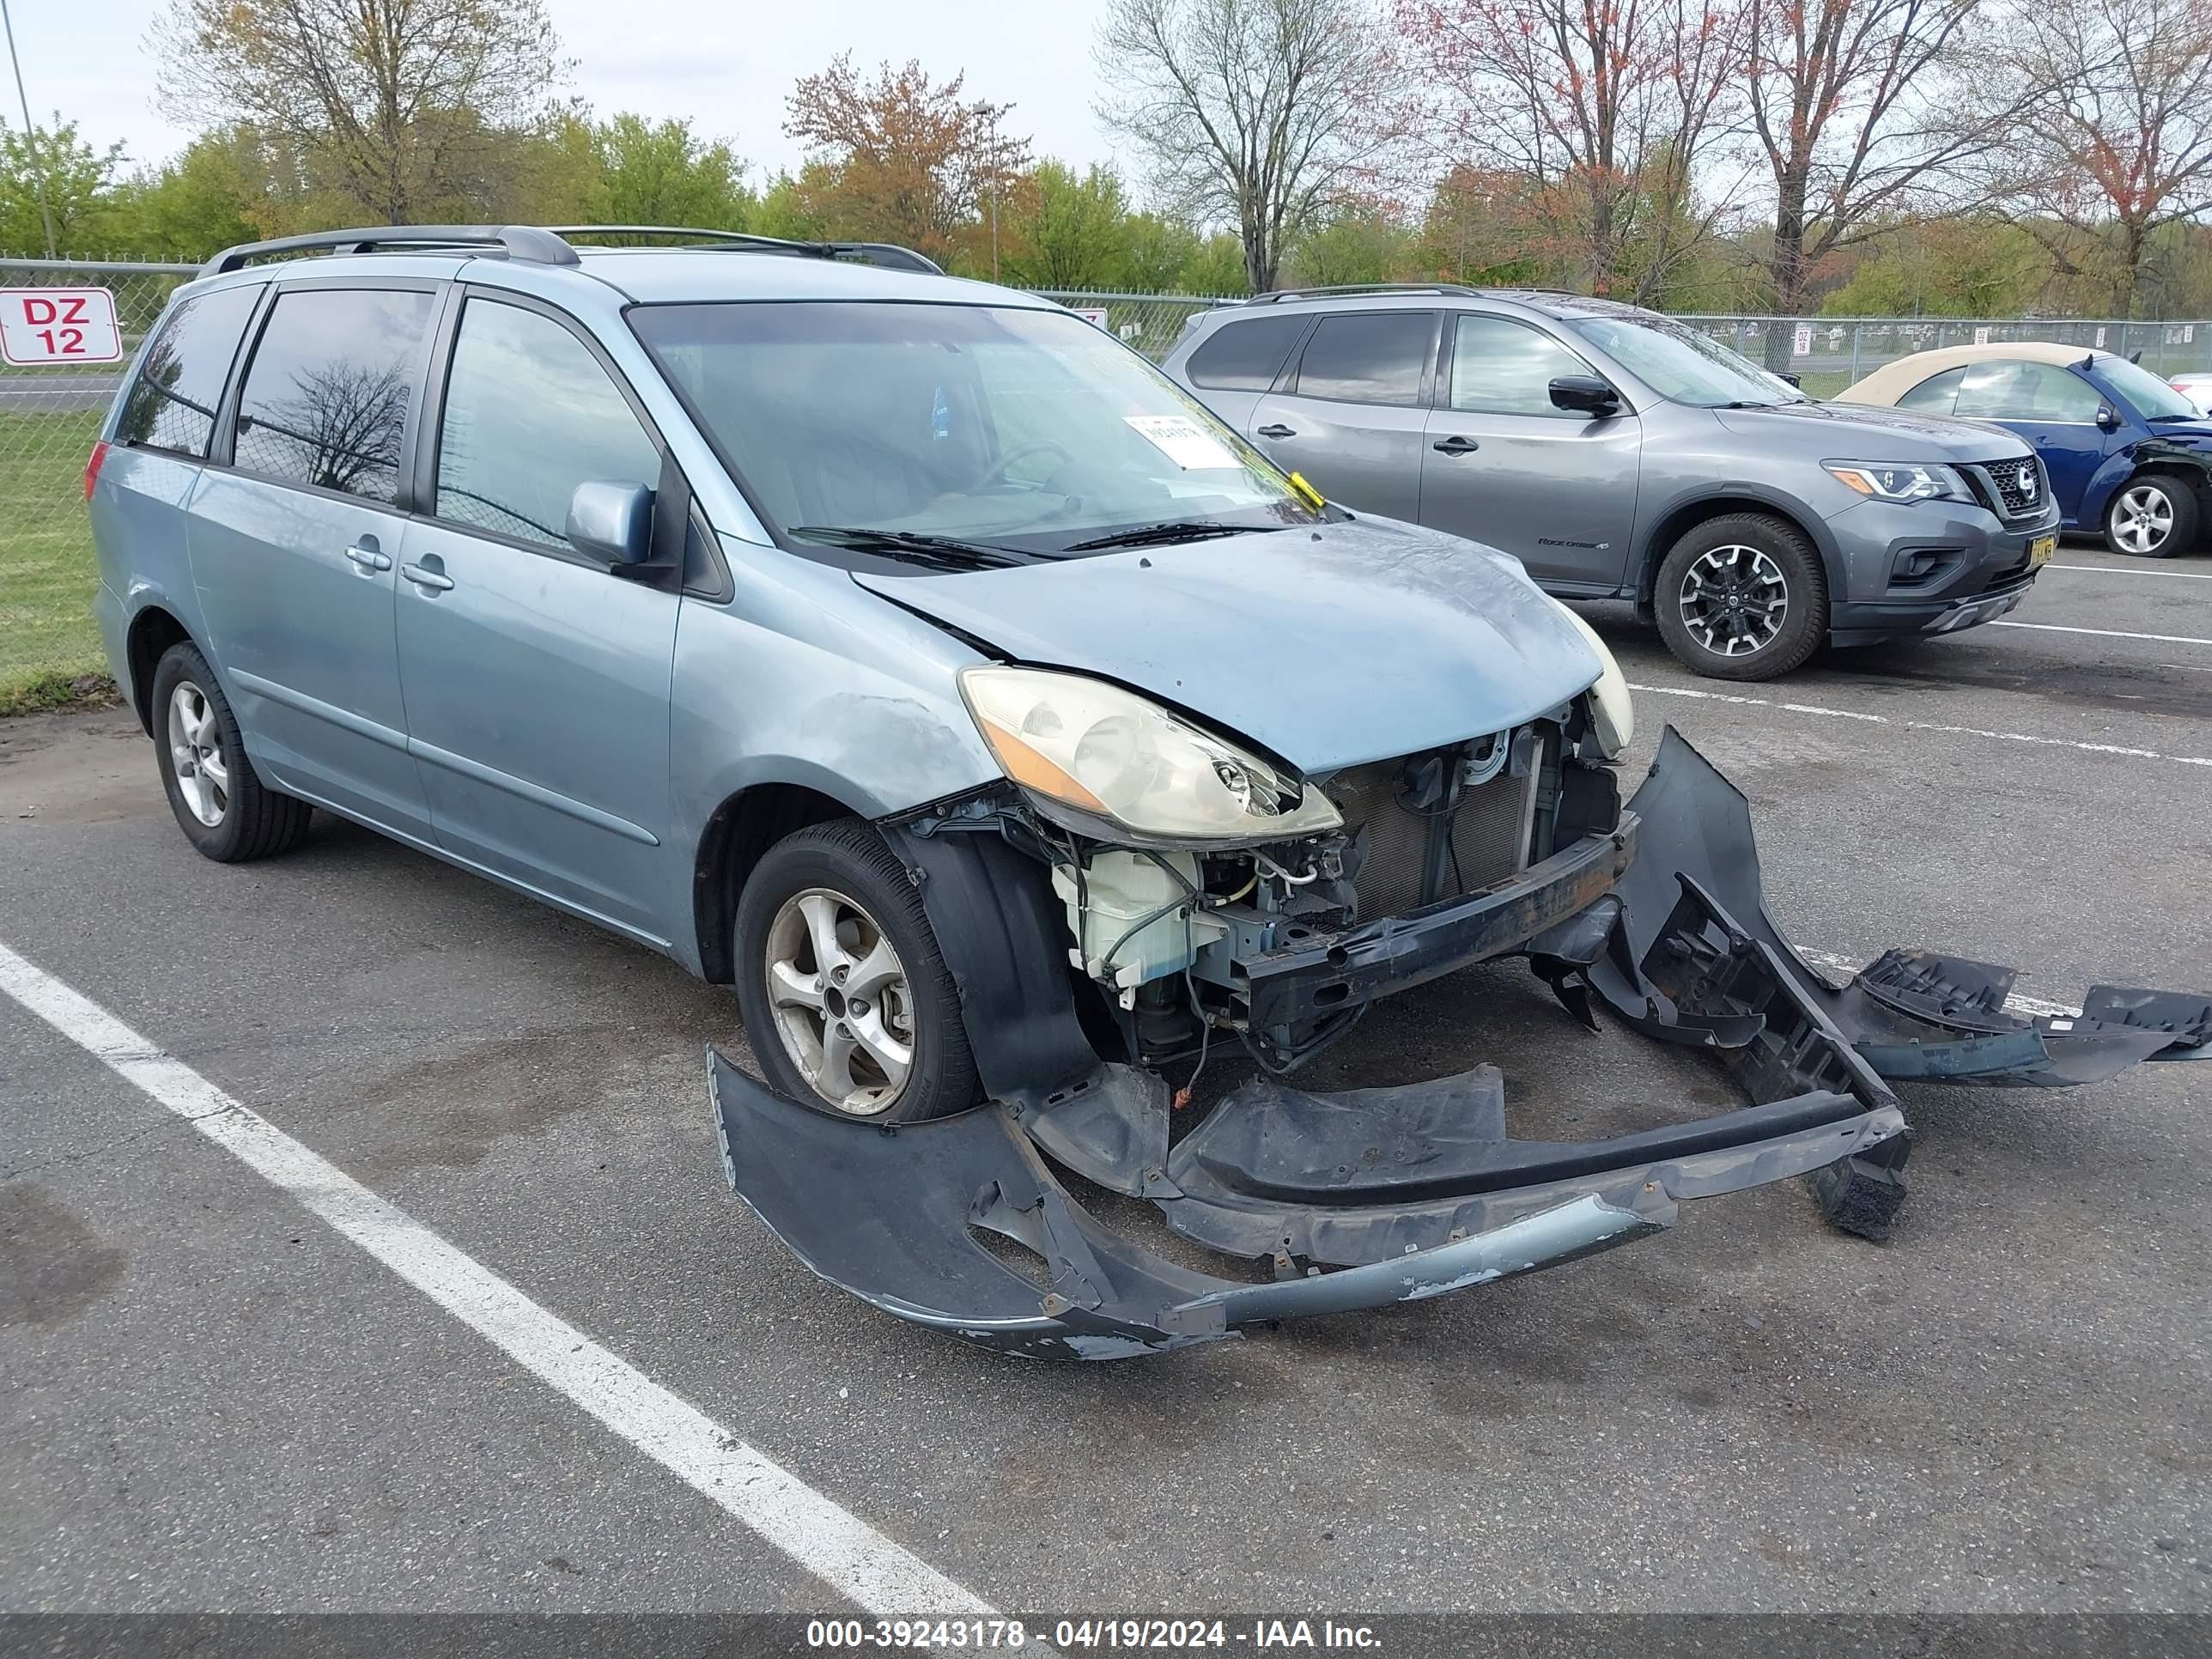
[0,258,197,708]
[5,257,2211,709]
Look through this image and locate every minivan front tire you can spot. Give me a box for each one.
[150,641,313,861]
[1654,513,1828,682]
[732,818,980,1123]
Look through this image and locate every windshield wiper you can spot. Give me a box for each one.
[1063,519,1290,552]
[789,526,1025,570]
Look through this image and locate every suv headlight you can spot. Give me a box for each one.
[1549,600,1634,758]
[1824,461,1966,502]
[959,665,1342,841]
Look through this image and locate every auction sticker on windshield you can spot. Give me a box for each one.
[1125,414,1237,471]
[0,288,123,364]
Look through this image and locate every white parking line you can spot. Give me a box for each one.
[1991,620,2212,647]
[1626,681,2212,769]
[0,939,994,1620]
[2046,562,2212,580]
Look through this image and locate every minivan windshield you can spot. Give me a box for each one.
[629,301,1321,560]
[2094,352,2200,421]
[1570,314,1808,408]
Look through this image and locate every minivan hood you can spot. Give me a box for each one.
[852,517,1601,774]
[1720,399,2035,460]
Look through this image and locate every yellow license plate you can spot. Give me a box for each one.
[2029,535,2057,568]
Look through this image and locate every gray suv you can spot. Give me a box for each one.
[1164,286,2062,680]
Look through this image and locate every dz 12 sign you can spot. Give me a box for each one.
[0,288,125,364]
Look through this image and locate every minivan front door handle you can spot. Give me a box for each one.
[1256,423,1297,440]
[1431,435,1480,456]
[399,561,454,592]
[343,539,392,573]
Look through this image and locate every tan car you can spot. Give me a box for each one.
[1839,341,2212,558]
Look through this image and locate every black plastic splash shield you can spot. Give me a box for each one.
[708,1048,1904,1358]
[1589,728,2211,1086]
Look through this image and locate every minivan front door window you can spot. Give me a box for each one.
[435,301,663,553]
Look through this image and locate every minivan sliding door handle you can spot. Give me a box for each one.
[343,543,392,572]
[399,561,454,592]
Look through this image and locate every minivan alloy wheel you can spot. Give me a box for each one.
[763,887,915,1115]
[167,681,230,827]
[1678,544,1788,657]
[2111,483,2175,555]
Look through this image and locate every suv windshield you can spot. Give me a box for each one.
[1570,314,1808,408]
[629,301,1320,558]
[2094,352,2200,420]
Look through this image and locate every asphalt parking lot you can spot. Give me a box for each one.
[3,542,2209,1620]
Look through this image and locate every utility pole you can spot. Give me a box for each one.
[988,106,1004,283]
[0,0,55,259]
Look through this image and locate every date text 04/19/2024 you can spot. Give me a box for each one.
[805,1620,1382,1650]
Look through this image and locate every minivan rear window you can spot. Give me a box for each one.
[115,284,263,459]
[1186,314,1310,392]
[232,287,436,506]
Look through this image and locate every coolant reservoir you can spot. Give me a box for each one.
[1051,850,1218,994]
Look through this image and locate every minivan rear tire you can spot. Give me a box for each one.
[1654,514,1829,682]
[150,641,314,861]
[732,818,979,1124]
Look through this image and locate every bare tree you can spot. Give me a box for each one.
[1096,0,1404,292]
[1990,0,2212,314]
[1743,0,2045,343]
[1392,0,1749,301]
[151,0,568,223]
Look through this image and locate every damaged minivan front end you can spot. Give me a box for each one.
[670,300,2204,1359]
[714,633,2206,1355]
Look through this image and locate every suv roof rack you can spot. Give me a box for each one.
[1249,282,1486,304]
[202,223,944,278]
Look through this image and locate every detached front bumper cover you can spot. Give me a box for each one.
[710,1050,1903,1359]
[1576,729,2211,1088]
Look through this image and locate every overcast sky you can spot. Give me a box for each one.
[6,0,1121,181]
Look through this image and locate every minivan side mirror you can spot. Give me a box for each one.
[1548,374,1621,417]
[2095,404,2121,431]
[566,480,656,566]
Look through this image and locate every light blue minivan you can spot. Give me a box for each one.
[87,225,2208,1358]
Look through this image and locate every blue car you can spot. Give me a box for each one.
[1840,340,2212,556]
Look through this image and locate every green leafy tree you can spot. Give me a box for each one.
[1001,161,1134,289]
[107,130,269,257]
[0,119,128,255]
[1282,209,1419,286]
[574,113,752,229]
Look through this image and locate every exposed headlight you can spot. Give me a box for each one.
[1824,461,1966,502]
[1549,600,1634,758]
[959,665,1342,842]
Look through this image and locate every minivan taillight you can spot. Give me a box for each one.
[82,440,109,501]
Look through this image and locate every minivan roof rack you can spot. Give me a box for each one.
[203,223,945,278]
[545,226,944,275]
